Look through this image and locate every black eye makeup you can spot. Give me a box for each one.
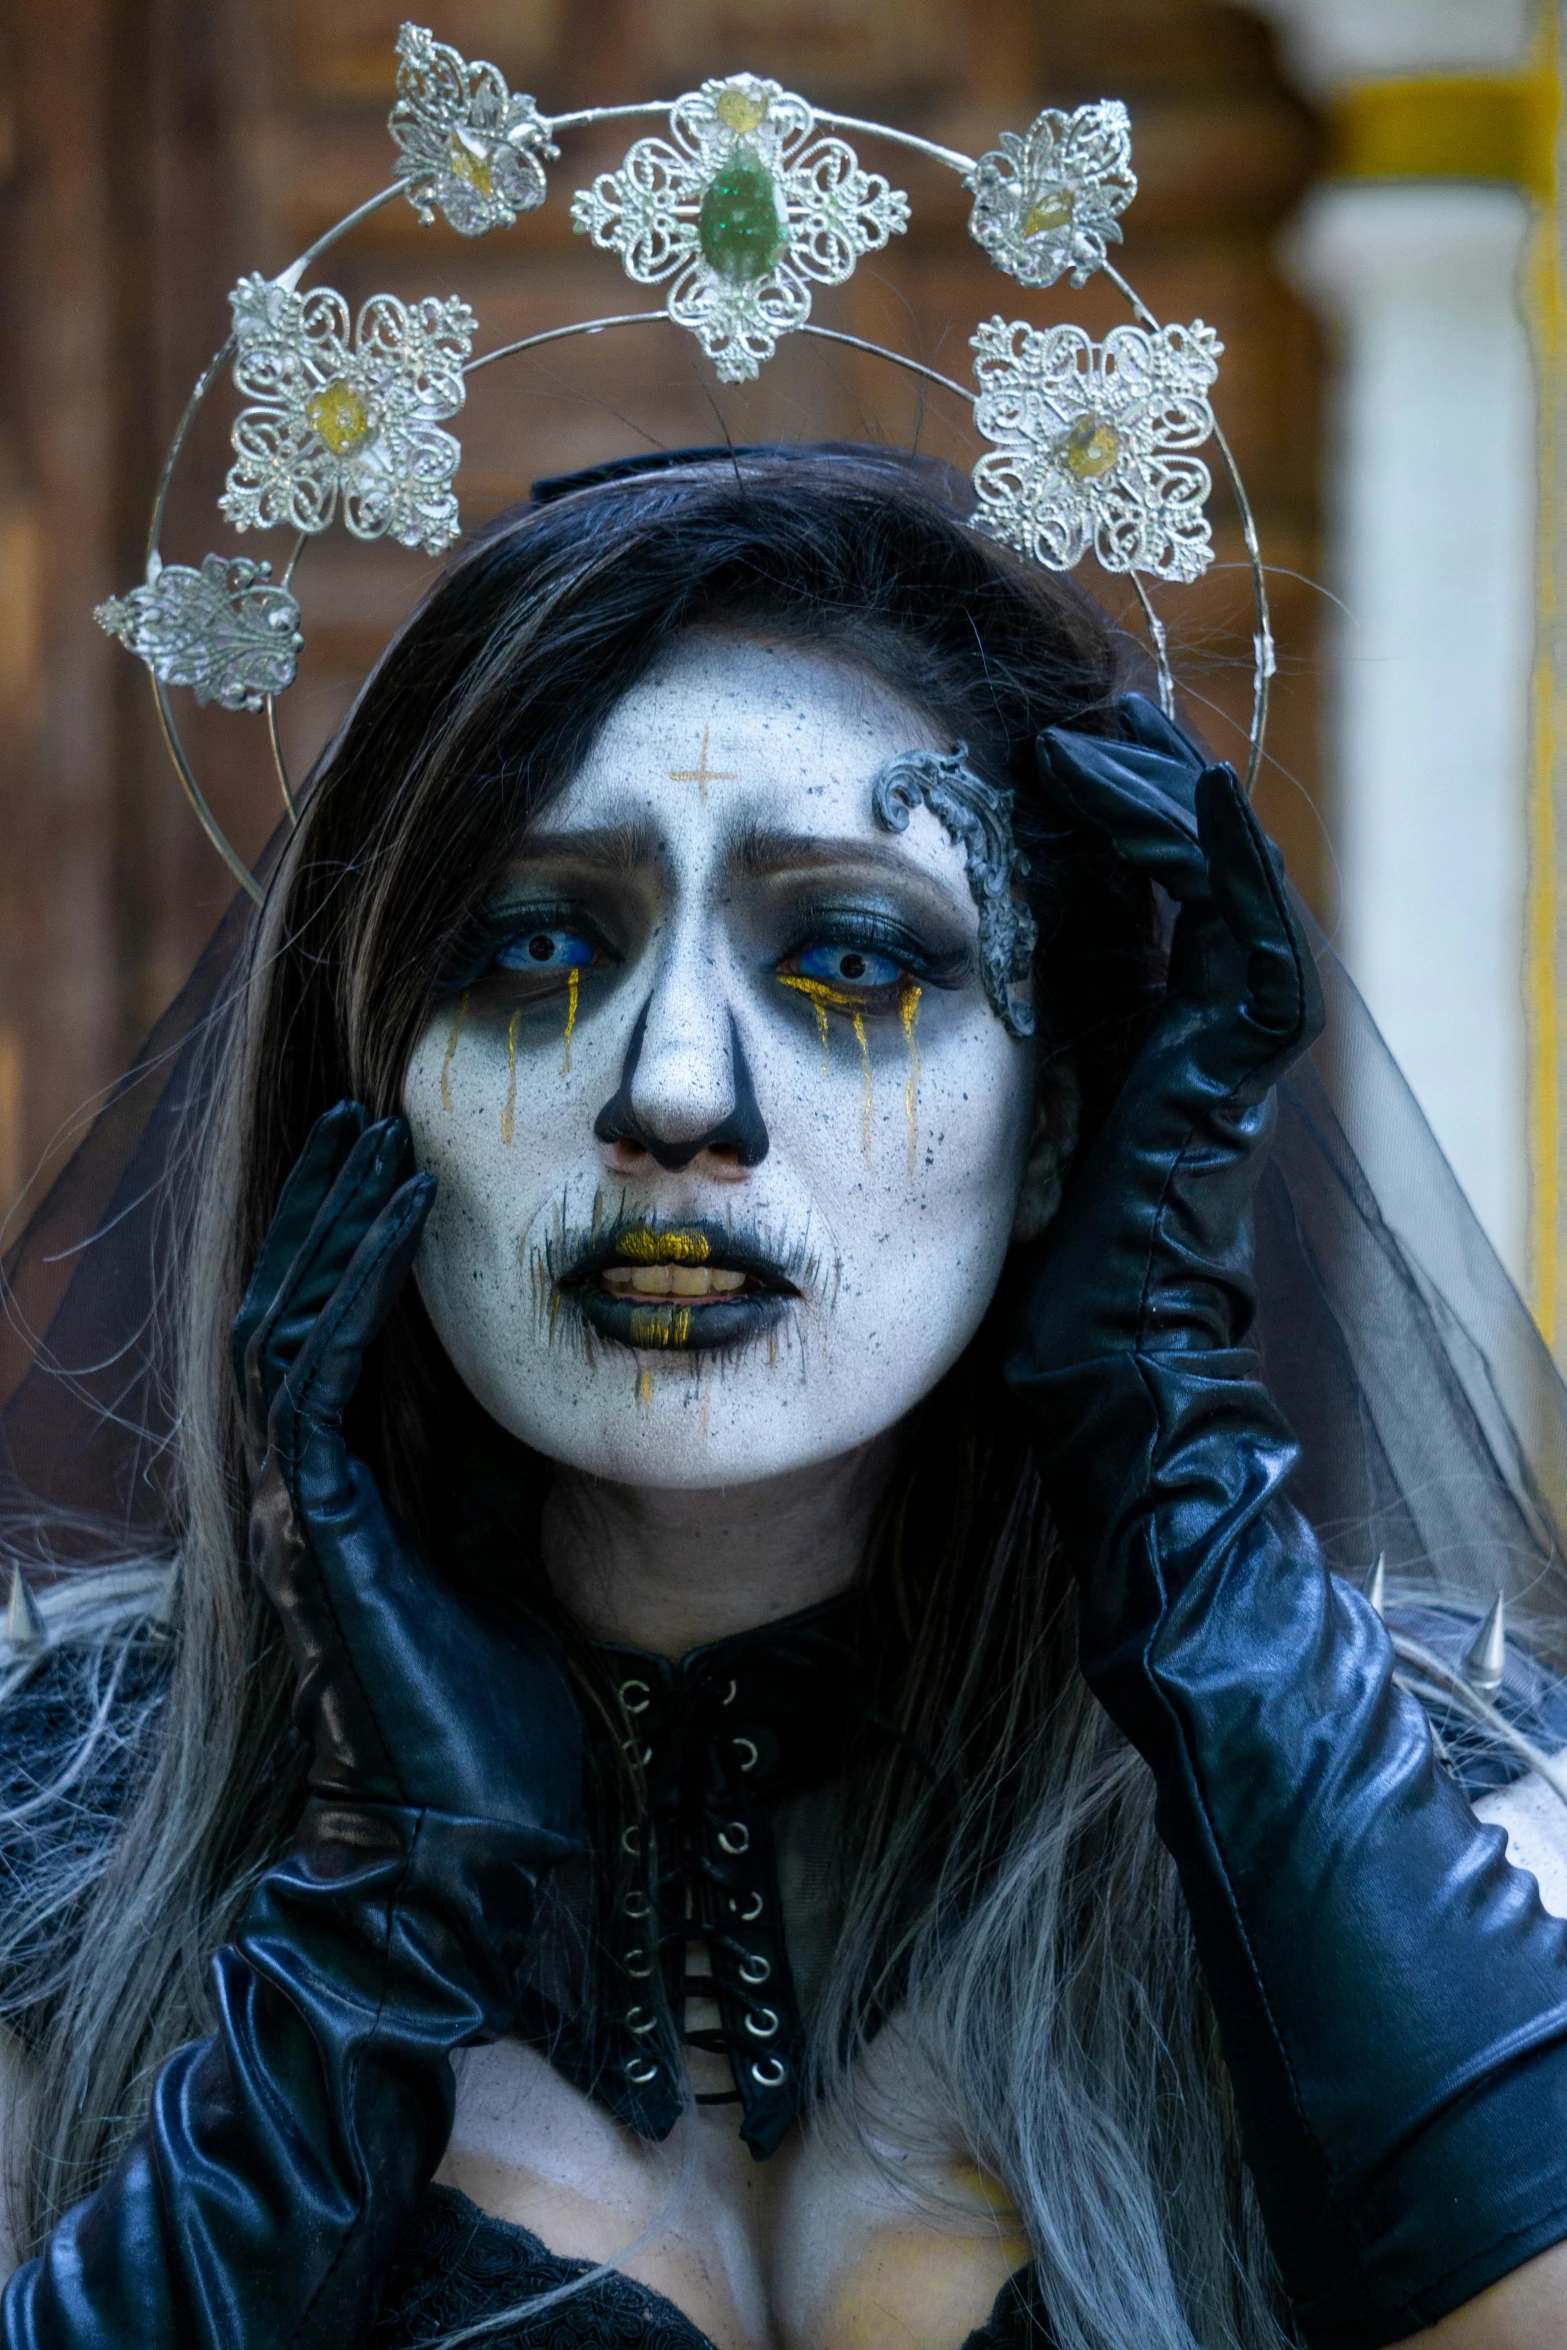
[773,905,968,1013]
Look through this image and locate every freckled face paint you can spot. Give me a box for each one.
[402,636,1036,1491]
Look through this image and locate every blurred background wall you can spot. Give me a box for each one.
[0,0,1562,1340]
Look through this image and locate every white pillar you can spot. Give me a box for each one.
[1232,0,1538,1283]
[1289,182,1535,1277]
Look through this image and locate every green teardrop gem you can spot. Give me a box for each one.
[698,154,788,284]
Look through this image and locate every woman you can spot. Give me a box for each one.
[0,446,1565,2350]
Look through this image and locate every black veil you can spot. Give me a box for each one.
[4,454,1566,1776]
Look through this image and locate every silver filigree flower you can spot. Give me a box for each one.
[95,552,303,712]
[970,315,1221,584]
[570,73,909,383]
[219,273,476,555]
[967,102,1136,290]
[390,21,558,236]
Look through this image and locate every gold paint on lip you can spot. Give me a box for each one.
[440,989,469,1114]
[628,1303,693,1349]
[618,1227,710,1265]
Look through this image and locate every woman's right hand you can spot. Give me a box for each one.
[232,1100,584,1846]
[1,1106,585,2349]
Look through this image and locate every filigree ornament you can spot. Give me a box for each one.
[94,553,303,713]
[872,747,1037,1039]
[390,22,558,235]
[220,274,476,555]
[570,74,909,382]
[967,102,1136,290]
[970,316,1221,584]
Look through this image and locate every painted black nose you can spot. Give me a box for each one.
[593,999,769,1170]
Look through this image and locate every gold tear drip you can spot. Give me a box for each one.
[501,1007,521,1147]
[778,973,833,1071]
[767,1327,778,1367]
[562,966,579,1075]
[637,1367,655,1410]
[899,981,922,1177]
[852,1010,872,1164]
[440,991,469,1113]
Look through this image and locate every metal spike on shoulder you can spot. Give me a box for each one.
[5,1567,48,1655]
[1463,1592,1507,1699]
[1364,1553,1387,1618]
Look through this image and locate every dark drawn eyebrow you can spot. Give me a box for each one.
[501,820,662,876]
[727,822,967,903]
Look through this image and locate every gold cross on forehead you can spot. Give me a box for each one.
[668,723,739,802]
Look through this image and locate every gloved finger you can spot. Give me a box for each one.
[269,1172,437,1467]
[1196,767,1325,1059]
[244,1119,413,1439]
[230,1101,366,1398]
[1036,721,1215,903]
[1116,691,1207,772]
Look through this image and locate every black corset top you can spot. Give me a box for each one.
[533,1589,872,2157]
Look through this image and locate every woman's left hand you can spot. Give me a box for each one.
[1011,698,1567,2350]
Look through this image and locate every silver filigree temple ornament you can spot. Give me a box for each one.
[390,21,558,236]
[569,74,910,383]
[872,747,1038,1040]
[94,553,303,713]
[967,101,1136,290]
[970,315,1222,584]
[220,274,477,554]
[96,29,1275,907]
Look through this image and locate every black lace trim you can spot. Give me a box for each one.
[373,2186,1051,2350]
[373,2185,719,2349]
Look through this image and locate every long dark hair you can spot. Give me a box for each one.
[3,452,1291,2350]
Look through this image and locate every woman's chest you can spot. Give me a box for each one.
[437,2034,1030,2350]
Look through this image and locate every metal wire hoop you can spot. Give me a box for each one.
[140,109,1271,901]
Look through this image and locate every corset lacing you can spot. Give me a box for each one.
[594,1594,869,2157]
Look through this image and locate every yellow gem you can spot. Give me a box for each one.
[306,379,372,457]
[1058,414,1121,481]
[448,128,494,196]
[716,83,770,133]
[1022,187,1075,237]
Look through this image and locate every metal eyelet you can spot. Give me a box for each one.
[621,1823,641,1856]
[738,1952,771,1985]
[625,2005,658,2037]
[744,2005,779,2040]
[718,1820,750,1855]
[750,2056,787,2089]
[623,1891,651,1918]
[732,1736,759,1772]
[619,1678,651,1714]
[625,2055,660,2085]
[622,1737,653,1766]
[734,1889,764,1923]
[624,1948,653,1979]
[721,1678,737,1706]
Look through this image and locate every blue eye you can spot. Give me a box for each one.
[493,928,597,974]
[795,943,902,989]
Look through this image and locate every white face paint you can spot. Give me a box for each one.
[402,635,1036,1490]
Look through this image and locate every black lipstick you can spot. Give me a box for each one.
[552,1216,802,1354]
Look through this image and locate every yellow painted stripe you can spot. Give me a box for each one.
[1328,74,1557,196]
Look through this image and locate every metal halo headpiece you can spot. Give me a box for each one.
[95,22,1274,905]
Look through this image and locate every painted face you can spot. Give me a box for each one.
[402,634,1036,1490]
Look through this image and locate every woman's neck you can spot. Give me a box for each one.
[540,1436,895,1657]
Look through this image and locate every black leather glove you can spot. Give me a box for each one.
[2,1104,585,2346]
[1012,696,1567,2349]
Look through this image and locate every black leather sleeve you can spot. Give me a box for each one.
[1011,701,1567,2349]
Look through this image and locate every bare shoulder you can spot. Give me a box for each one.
[1473,1761,1567,1919]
